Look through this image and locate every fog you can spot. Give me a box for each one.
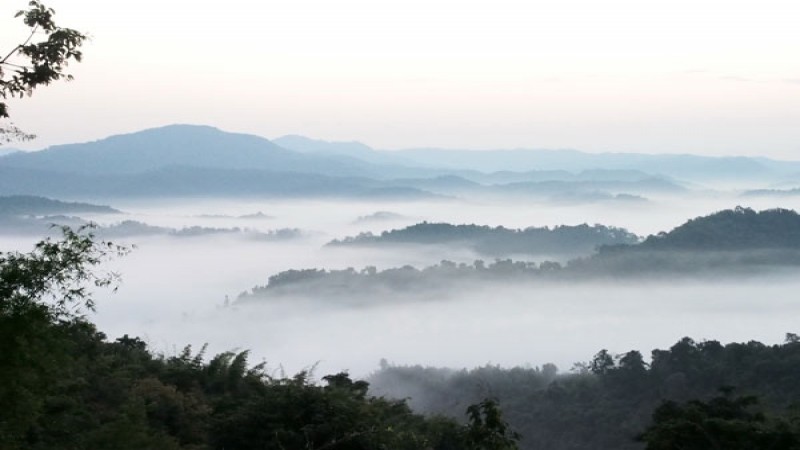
[107,273,800,377]
[93,192,800,236]
[0,194,791,378]
[0,192,797,378]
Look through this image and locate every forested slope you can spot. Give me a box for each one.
[370,336,800,450]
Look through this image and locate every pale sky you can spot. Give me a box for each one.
[2,0,799,157]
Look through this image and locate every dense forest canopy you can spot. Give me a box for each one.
[370,335,800,450]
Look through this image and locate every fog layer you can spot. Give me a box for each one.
[2,196,781,378]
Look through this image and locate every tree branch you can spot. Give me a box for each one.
[0,25,39,65]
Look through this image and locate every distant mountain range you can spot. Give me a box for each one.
[390,148,794,182]
[273,134,800,183]
[1,124,799,199]
[0,147,21,157]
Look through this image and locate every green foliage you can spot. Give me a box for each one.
[0,224,128,318]
[589,349,615,375]
[638,389,800,449]
[466,399,520,450]
[1,1,86,141]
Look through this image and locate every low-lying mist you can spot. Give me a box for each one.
[95,261,800,378]
[4,195,800,379]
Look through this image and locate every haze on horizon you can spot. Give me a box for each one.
[1,0,799,158]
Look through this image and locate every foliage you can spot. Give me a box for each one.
[0,224,128,318]
[1,1,86,142]
[466,399,520,450]
[638,389,800,449]
[370,336,800,450]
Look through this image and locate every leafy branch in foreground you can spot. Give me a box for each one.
[1,1,87,141]
[0,224,130,319]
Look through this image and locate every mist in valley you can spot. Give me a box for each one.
[0,194,790,379]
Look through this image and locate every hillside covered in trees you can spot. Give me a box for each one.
[369,335,800,450]
[638,206,800,250]
[328,222,639,258]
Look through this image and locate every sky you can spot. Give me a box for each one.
[1,0,799,157]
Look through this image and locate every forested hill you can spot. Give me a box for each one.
[332,207,800,258]
[636,206,800,250]
[329,222,639,257]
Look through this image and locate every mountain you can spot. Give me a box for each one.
[0,125,376,177]
[0,165,438,199]
[0,195,118,235]
[272,135,396,164]
[273,134,468,179]
[3,125,791,200]
[0,147,21,157]
[389,148,797,183]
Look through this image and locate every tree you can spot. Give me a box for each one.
[638,389,800,449]
[589,349,616,375]
[1,1,86,143]
[465,399,521,450]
